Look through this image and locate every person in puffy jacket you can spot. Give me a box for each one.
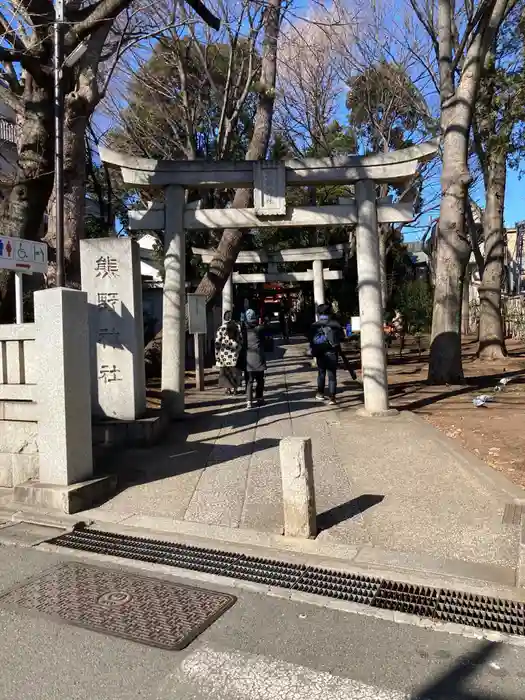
[242,308,267,408]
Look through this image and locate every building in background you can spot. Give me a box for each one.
[405,241,430,281]
[136,233,163,338]
[504,225,525,295]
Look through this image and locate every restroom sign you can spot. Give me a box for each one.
[0,236,48,274]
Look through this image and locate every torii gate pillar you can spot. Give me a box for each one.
[222,274,233,319]
[312,259,325,313]
[163,186,186,419]
[355,180,392,416]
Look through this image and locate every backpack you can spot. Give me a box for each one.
[312,325,334,354]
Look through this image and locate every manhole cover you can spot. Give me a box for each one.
[0,562,235,650]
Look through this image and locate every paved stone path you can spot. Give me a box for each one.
[82,340,523,581]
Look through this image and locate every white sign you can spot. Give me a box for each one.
[0,236,48,274]
[187,293,207,335]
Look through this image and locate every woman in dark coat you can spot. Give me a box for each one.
[242,308,267,408]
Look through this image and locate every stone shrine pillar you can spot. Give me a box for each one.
[312,259,325,313]
[355,180,390,415]
[13,288,115,514]
[222,274,233,319]
[80,238,146,421]
[162,185,186,419]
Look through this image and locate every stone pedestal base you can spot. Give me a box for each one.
[356,407,400,419]
[13,476,116,515]
[92,412,167,450]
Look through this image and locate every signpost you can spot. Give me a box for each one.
[0,236,48,323]
[187,293,207,391]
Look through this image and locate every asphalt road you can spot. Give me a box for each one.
[0,545,524,700]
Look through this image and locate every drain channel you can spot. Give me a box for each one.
[49,527,525,636]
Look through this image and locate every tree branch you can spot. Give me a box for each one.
[450,0,496,76]
[67,0,219,48]
[0,46,48,81]
[0,11,29,53]
[437,0,455,102]
[409,0,439,60]
[185,0,220,30]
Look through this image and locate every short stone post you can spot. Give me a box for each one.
[312,259,325,315]
[162,185,186,419]
[13,288,114,513]
[355,179,390,416]
[80,237,146,421]
[222,274,233,319]
[279,437,317,538]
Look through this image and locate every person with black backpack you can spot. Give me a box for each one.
[308,303,345,405]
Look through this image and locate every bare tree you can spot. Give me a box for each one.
[0,0,219,307]
[104,0,266,165]
[194,0,284,302]
[410,0,514,383]
[470,9,525,359]
[275,2,349,154]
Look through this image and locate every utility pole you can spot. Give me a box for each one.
[54,0,65,287]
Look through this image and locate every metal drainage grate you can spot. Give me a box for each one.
[0,561,235,650]
[48,527,525,636]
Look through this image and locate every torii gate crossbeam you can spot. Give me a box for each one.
[100,140,438,418]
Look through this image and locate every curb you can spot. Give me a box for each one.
[0,503,521,595]
[34,538,525,650]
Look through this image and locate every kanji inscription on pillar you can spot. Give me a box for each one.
[80,238,146,420]
[95,255,119,278]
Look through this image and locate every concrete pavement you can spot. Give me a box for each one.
[64,339,524,589]
[0,544,525,699]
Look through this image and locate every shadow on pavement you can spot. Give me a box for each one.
[108,436,281,494]
[317,494,384,532]
[410,641,508,700]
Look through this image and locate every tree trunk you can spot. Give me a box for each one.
[46,113,88,287]
[0,75,53,320]
[195,0,282,302]
[378,225,388,310]
[45,28,110,287]
[478,149,507,359]
[461,268,471,335]
[427,104,472,384]
[426,0,510,384]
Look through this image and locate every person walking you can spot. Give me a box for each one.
[242,308,267,409]
[309,303,344,405]
[215,311,243,395]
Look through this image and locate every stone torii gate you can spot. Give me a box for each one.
[192,244,348,317]
[100,141,438,419]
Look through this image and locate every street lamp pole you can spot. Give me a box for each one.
[54,0,65,287]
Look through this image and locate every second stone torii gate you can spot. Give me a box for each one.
[193,244,348,317]
[100,140,438,419]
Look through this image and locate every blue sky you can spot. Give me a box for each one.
[505,169,524,228]
[94,0,524,240]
